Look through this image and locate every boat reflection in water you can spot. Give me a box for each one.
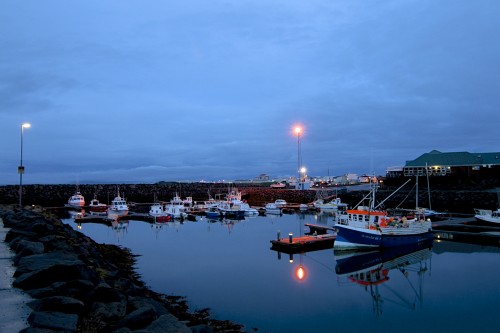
[335,240,433,317]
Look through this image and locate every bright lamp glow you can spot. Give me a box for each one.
[296,266,306,280]
[22,123,31,129]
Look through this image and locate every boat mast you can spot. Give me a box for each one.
[426,162,432,210]
[416,175,419,209]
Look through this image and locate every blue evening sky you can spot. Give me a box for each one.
[1,0,499,184]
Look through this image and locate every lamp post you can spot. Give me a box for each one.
[19,122,31,207]
[294,126,302,190]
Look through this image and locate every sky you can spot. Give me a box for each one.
[1,0,499,184]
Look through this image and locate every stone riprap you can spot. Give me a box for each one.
[0,205,244,333]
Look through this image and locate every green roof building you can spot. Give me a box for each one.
[402,150,500,177]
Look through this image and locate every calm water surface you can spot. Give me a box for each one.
[63,211,500,333]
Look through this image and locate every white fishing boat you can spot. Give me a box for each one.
[68,191,85,208]
[334,182,433,250]
[149,203,172,222]
[164,195,188,219]
[221,188,257,216]
[164,204,188,219]
[109,189,129,213]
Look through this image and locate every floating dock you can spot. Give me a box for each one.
[433,222,500,247]
[270,224,336,254]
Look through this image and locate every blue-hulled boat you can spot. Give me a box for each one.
[334,183,433,250]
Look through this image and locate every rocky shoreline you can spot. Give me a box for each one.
[0,205,245,333]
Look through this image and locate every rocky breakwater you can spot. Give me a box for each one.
[0,205,244,333]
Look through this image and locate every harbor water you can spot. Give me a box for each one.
[62,211,500,333]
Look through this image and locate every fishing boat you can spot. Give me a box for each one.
[217,201,245,218]
[334,183,433,250]
[109,189,129,213]
[149,203,172,222]
[68,191,85,208]
[89,195,107,213]
[164,195,188,219]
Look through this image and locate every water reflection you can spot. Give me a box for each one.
[335,241,433,318]
[59,210,500,333]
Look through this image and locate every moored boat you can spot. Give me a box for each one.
[149,203,172,222]
[164,195,188,219]
[474,208,500,225]
[205,206,222,219]
[109,189,129,213]
[68,191,85,208]
[89,195,107,213]
[315,197,348,211]
[334,183,433,250]
[217,201,245,218]
[265,203,281,215]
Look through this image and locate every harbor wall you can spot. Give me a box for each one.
[0,183,498,214]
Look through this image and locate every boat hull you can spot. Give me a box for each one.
[334,225,434,250]
[206,211,221,219]
[474,216,500,225]
[334,225,382,249]
[150,215,171,222]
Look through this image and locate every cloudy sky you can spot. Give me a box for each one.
[1,0,499,184]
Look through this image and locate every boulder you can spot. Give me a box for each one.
[13,240,45,264]
[27,311,79,331]
[28,296,85,314]
[13,254,99,290]
[90,301,127,322]
[117,304,158,330]
[138,313,192,333]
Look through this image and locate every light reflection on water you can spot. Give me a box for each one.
[63,211,500,333]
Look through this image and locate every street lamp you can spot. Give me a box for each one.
[300,167,307,185]
[19,122,31,207]
[294,126,302,189]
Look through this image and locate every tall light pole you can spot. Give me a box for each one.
[19,122,31,207]
[294,126,302,190]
